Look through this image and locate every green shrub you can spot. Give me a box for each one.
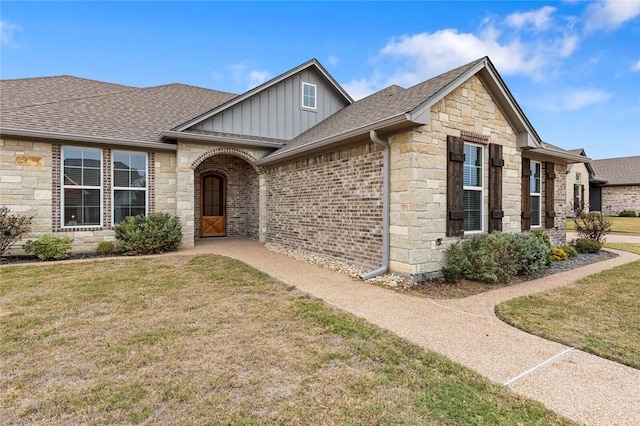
[23,234,73,260]
[0,207,33,257]
[530,229,551,249]
[114,212,182,255]
[573,238,602,254]
[96,241,114,256]
[618,210,637,217]
[549,247,568,261]
[442,232,551,284]
[574,212,612,243]
[560,245,578,258]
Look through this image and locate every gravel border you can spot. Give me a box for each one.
[265,243,619,289]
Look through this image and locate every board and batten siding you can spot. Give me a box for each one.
[192,69,348,140]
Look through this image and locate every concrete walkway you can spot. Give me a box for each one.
[184,238,640,426]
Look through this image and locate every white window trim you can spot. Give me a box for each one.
[301,82,317,110]
[463,142,484,233]
[111,150,148,225]
[61,146,103,228]
[531,161,542,228]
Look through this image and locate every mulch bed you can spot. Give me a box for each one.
[402,251,619,299]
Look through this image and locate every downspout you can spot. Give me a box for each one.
[359,130,390,280]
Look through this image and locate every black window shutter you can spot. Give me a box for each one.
[488,143,503,233]
[447,136,464,237]
[521,157,531,231]
[545,161,556,229]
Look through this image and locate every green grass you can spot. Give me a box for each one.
[0,255,575,425]
[496,243,640,369]
[566,216,640,233]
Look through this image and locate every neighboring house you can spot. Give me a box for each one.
[589,156,640,216]
[0,56,586,279]
[565,148,592,217]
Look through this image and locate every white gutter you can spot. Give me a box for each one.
[0,127,177,151]
[359,130,390,281]
[160,130,283,149]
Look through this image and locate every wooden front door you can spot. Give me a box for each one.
[201,174,225,237]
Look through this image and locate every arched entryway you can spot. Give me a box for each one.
[193,154,260,240]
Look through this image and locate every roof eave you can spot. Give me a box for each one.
[0,127,177,151]
[528,147,591,163]
[256,113,410,165]
[160,130,283,149]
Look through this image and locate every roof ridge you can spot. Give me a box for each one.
[140,82,237,96]
[1,86,141,111]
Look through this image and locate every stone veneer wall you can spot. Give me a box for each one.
[265,142,384,267]
[566,162,589,217]
[194,154,259,239]
[600,186,640,216]
[0,138,53,253]
[388,75,523,276]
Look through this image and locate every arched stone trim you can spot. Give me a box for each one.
[191,147,265,174]
[195,166,230,179]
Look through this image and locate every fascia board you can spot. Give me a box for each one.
[160,130,283,149]
[528,147,591,163]
[0,127,177,151]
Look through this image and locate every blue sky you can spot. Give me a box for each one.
[1,1,639,159]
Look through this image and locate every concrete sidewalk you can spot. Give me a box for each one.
[186,238,640,426]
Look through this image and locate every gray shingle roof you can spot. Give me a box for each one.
[1,76,237,143]
[590,156,640,185]
[266,57,486,159]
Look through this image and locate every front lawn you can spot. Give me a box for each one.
[566,216,640,233]
[496,243,640,369]
[0,255,574,425]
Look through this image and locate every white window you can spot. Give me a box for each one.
[302,82,316,110]
[575,172,581,181]
[62,147,102,227]
[530,161,542,227]
[463,143,483,232]
[112,151,147,224]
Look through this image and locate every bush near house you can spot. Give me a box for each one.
[573,238,603,254]
[549,247,569,262]
[114,213,182,255]
[573,212,612,243]
[23,234,73,260]
[560,245,578,258]
[0,207,33,257]
[442,232,551,284]
[96,241,115,256]
[618,210,637,217]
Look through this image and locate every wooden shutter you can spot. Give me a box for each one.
[488,143,503,233]
[545,161,556,229]
[521,157,531,231]
[447,136,464,237]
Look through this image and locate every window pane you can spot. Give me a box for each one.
[83,168,101,187]
[530,162,541,194]
[114,170,129,187]
[64,188,100,226]
[463,144,482,187]
[531,195,541,227]
[113,189,146,224]
[64,167,82,185]
[464,190,482,231]
[113,152,147,188]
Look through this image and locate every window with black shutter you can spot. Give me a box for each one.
[545,161,556,229]
[521,157,531,231]
[488,143,503,232]
[446,136,464,237]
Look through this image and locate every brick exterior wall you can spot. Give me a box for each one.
[543,162,567,247]
[265,142,384,267]
[600,186,640,216]
[194,154,259,239]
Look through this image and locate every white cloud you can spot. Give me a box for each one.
[559,34,579,57]
[631,59,640,72]
[0,19,19,46]
[379,29,542,86]
[229,62,271,90]
[505,6,557,29]
[584,0,640,31]
[561,89,612,111]
[341,78,378,100]
[326,55,339,67]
